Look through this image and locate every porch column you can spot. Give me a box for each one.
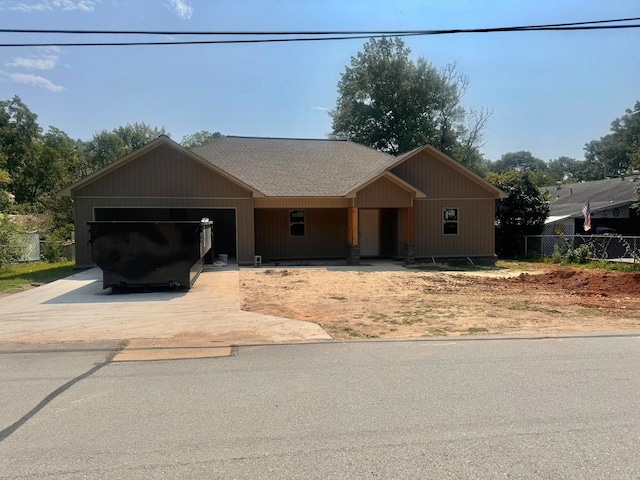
[347,207,360,265]
[404,206,416,264]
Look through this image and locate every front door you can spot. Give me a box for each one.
[359,209,380,257]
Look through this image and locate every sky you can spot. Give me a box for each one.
[0,0,638,162]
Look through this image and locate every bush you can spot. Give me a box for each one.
[552,242,592,264]
[0,215,27,267]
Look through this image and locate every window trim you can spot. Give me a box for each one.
[442,207,459,236]
[289,209,306,237]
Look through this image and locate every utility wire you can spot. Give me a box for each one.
[0,20,638,47]
[0,16,638,35]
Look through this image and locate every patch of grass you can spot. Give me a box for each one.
[576,307,602,317]
[0,261,75,294]
[368,313,388,322]
[343,327,361,338]
[465,327,489,334]
[425,328,448,336]
[329,295,347,301]
[508,302,561,314]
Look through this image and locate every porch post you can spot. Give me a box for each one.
[404,206,416,264]
[347,206,360,265]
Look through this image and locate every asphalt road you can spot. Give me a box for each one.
[1,335,640,479]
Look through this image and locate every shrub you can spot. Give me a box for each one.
[0,215,27,267]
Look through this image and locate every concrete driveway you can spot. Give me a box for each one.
[0,265,331,351]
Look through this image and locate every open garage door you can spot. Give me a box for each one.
[94,207,237,263]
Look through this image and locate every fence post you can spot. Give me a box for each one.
[524,236,528,256]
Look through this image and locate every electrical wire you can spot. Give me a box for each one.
[0,18,638,47]
[0,16,638,35]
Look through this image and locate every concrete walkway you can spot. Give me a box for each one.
[0,266,331,353]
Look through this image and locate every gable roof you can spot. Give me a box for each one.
[546,176,640,218]
[59,135,260,197]
[192,136,397,197]
[389,145,508,199]
[60,135,504,200]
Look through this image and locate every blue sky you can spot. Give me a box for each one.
[0,0,638,162]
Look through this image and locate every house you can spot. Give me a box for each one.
[60,136,506,267]
[544,176,640,236]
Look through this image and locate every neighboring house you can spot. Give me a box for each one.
[60,136,506,267]
[544,176,640,236]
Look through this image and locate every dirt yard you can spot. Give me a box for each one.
[240,262,640,339]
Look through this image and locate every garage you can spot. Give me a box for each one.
[94,207,237,263]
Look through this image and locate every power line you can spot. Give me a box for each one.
[0,19,638,47]
[0,16,638,36]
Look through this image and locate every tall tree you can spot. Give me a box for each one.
[85,122,168,172]
[0,96,42,202]
[181,130,223,149]
[488,170,550,256]
[584,101,640,179]
[330,37,490,165]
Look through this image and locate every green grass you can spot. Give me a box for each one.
[465,327,489,334]
[0,261,75,294]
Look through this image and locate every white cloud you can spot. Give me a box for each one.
[311,106,329,112]
[3,0,99,11]
[1,71,65,91]
[7,54,58,70]
[168,0,192,19]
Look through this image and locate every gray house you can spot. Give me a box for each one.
[544,176,640,236]
[60,136,506,267]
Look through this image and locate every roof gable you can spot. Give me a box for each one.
[60,136,259,197]
[389,145,507,199]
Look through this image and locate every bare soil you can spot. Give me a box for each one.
[240,262,640,339]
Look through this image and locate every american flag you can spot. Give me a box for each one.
[582,199,592,232]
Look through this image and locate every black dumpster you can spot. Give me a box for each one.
[88,219,213,292]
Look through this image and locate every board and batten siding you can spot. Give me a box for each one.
[74,198,255,267]
[414,199,495,257]
[75,143,251,198]
[355,176,413,208]
[391,150,495,199]
[255,208,347,260]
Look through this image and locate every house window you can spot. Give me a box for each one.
[443,208,458,235]
[290,210,305,236]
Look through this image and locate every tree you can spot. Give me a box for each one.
[330,37,489,165]
[488,171,550,256]
[181,130,223,149]
[85,122,168,173]
[0,168,12,211]
[584,101,640,179]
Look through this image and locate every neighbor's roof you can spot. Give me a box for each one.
[546,176,640,218]
[192,136,397,197]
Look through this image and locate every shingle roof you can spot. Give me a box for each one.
[546,176,640,218]
[191,136,397,197]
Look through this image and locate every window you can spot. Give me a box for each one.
[290,210,305,236]
[443,208,458,235]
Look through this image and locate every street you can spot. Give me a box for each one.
[1,336,640,479]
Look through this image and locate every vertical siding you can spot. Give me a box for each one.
[75,143,251,198]
[75,198,254,266]
[392,150,495,199]
[255,208,347,259]
[414,199,496,257]
[355,177,413,208]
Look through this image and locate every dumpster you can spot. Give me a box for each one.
[88,219,213,292]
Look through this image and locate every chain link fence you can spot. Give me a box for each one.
[523,235,640,262]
